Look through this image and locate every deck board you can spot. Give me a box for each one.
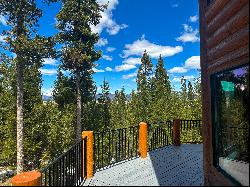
[83,144,203,186]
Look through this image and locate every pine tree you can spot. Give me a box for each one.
[193,71,202,119]
[0,54,16,167]
[56,0,106,141]
[180,76,188,119]
[98,79,111,130]
[110,88,127,129]
[0,1,55,173]
[53,69,75,109]
[187,81,195,118]
[126,90,140,126]
[151,55,172,122]
[137,50,153,122]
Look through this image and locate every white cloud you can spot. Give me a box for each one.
[11,53,17,58]
[106,47,116,52]
[189,15,199,22]
[183,24,193,32]
[122,35,183,58]
[105,67,113,71]
[102,55,113,61]
[107,24,128,35]
[122,72,137,79]
[40,69,57,76]
[0,35,6,43]
[43,58,58,66]
[0,15,7,26]
[169,67,188,74]
[114,58,141,73]
[93,67,105,73]
[91,0,128,35]
[172,75,195,82]
[115,64,136,72]
[184,56,200,69]
[176,24,200,43]
[169,56,200,74]
[96,38,108,47]
[122,57,141,65]
[114,57,142,72]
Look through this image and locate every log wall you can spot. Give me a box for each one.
[199,0,249,185]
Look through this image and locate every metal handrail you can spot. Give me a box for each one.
[40,137,87,186]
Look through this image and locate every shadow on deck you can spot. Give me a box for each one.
[83,144,203,186]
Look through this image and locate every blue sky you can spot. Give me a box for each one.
[0,0,200,96]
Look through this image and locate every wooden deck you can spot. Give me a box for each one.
[83,144,203,186]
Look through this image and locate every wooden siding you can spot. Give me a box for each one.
[199,0,249,186]
[206,0,249,72]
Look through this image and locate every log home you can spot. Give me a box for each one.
[199,0,249,186]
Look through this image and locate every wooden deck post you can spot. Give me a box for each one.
[11,171,41,186]
[82,131,94,179]
[139,122,148,159]
[173,119,181,146]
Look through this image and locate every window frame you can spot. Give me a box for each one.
[210,63,249,186]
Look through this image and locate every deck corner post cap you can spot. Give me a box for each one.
[139,122,147,126]
[82,131,93,138]
[11,171,41,186]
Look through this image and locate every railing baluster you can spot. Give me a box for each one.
[72,148,74,185]
[44,170,46,186]
[101,131,104,168]
[75,145,78,186]
[111,130,115,164]
[48,166,51,186]
[97,133,100,169]
[157,126,159,148]
[135,126,138,157]
[161,127,163,147]
[115,130,117,163]
[158,126,160,147]
[59,157,61,186]
[128,127,131,158]
[74,147,76,185]
[68,150,71,185]
[108,130,111,164]
[124,128,127,159]
[121,129,123,160]
[53,161,55,186]
[160,127,162,147]
[164,130,166,146]
[132,127,134,156]
[84,138,87,178]
[119,129,122,161]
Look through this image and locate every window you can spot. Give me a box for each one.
[211,64,249,186]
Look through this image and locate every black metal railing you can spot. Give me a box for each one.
[40,137,87,186]
[148,121,173,151]
[180,120,202,144]
[93,125,139,171]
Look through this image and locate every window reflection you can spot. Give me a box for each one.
[212,65,249,186]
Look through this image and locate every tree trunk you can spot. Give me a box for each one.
[16,61,24,174]
[76,72,82,142]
